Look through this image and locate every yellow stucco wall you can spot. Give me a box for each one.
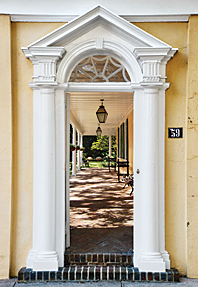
[0,15,12,279]
[10,21,64,277]
[134,22,188,275]
[186,15,198,278]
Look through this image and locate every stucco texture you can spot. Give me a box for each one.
[0,15,12,279]
[134,22,188,275]
[10,22,64,277]
[186,16,198,278]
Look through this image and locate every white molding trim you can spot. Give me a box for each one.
[122,14,189,22]
[57,39,143,84]
[10,13,189,23]
[65,82,133,92]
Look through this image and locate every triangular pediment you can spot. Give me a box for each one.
[28,5,171,49]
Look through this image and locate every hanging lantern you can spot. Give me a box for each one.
[96,99,108,123]
[96,124,102,136]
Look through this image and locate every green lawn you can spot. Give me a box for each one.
[88,160,105,168]
[69,160,108,171]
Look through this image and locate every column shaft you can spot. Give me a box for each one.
[77,131,80,171]
[80,134,83,166]
[33,88,58,271]
[138,87,165,272]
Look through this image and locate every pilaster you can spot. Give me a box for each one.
[23,47,65,271]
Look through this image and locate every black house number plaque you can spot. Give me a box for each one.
[168,127,183,138]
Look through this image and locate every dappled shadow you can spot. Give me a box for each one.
[70,168,133,228]
[69,167,133,253]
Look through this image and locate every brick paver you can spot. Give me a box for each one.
[68,168,133,253]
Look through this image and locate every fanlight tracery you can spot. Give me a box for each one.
[69,55,130,82]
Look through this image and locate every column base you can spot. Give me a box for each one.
[26,249,38,268]
[161,250,170,269]
[138,252,166,272]
[33,251,59,271]
[139,260,166,272]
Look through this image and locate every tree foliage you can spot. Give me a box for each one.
[91,135,117,157]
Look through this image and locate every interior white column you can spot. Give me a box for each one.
[138,85,165,272]
[80,134,83,166]
[77,130,80,171]
[72,125,76,176]
[32,85,58,271]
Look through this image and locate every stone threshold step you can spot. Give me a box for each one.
[18,266,179,283]
[64,252,133,266]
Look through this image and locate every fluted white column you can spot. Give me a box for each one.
[72,126,76,176]
[138,86,165,272]
[31,85,58,271]
[77,131,80,171]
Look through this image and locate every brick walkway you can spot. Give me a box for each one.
[68,167,133,253]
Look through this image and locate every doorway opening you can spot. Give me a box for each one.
[65,87,134,267]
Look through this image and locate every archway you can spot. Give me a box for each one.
[22,5,177,272]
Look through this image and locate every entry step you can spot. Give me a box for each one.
[64,252,133,266]
[18,266,179,283]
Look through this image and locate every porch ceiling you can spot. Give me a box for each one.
[70,91,133,136]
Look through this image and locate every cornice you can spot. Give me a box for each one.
[22,47,65,58]
[25,5,172,48]
[133,47,172,59]
[10,14,189,23]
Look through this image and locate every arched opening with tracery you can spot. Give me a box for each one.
[69,55,130,82]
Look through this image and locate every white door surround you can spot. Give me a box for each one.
[22,5,177,272]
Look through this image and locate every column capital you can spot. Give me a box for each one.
[22,46,65,83]
[133,47,177,83]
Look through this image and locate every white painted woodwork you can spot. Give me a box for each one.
[133,88,144,268]
[65,93,70,248]
[70,91,133,136]
[55,88,66,266]
[80,134,83,166]
[138,86,165,272]
[77,131,80,171]
[10,14,190,23]
[72,125,76,176]
[3,1,197,19]
[22,5,177,272]
[32,86,58,271]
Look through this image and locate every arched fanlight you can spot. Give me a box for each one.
[96,124,102,137]
[96,99,108,123]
